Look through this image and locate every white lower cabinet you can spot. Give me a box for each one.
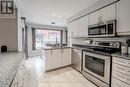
[43,48,71,71]
[112,57,130,87]
[52,49,62,69]
[44,50,53,70]
[62,48,71,66]
[112,77,130,87]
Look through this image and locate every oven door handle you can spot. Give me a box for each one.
[83,51,110,60]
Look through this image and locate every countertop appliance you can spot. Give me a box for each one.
[88,20,116,37]
[82,41,121,87]
[72,48,82,72]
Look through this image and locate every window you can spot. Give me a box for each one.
[32,29,61,50]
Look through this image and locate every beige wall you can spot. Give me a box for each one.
[0,18,18,51]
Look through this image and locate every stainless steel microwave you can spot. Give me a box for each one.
[88,20,116,37]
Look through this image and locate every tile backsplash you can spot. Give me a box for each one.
[72,36,130,45]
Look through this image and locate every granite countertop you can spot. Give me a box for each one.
[0,52,25,87]
[43,46,71,50]
[112,53,130,60]
[72,46,86,50]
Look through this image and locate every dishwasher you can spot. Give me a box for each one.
[72,48,82,72]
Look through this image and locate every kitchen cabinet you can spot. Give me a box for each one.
[68,15,88,37]
[116,0,130,35]
[43,48,71,71]
[88,10,100,25]
[111,57,130,87]
[101,3,116,22]
[68,19,79,37]
[88,3,116,25]
[112,77,130,87]
[78,15,88,37]
[52,49,62,69]
[44,50,53,70]
[62,48,71,66]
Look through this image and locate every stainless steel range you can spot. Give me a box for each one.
[82,41,121,87]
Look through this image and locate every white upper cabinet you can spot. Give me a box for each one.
[69,19,79,36]
[101,3,116,22]
[117,0,130,35]
[78,15,88,37]
[88,3,116,25]
[68,15,89,37]
[88,11,100,25]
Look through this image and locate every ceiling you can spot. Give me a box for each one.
[17,0,100,27]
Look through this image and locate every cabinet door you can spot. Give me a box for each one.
[52,49,62,69]
[68,23,73,46]
[44,50,53,71]
[69,19,79,36]
[112,77,130,87]
[88,10,100,25]
[101,3,116,22]
[78,15,89,37]
[62,48,71,66]
[117,0,130,35]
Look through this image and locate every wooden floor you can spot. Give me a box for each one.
[11,56,97,87]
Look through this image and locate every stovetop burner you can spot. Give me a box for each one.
[72,41,121,55]
[90,47,121,54]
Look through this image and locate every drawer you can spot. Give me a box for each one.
[112,77,130,87]
[113,57,130,67]
[112,70,130,84]
[112,63,130,76]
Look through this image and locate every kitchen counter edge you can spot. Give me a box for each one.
[112,53,130,60]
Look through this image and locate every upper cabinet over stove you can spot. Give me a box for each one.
[88,3,116,25]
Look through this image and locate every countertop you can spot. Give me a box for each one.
[112,53,130,60]
[43,46,71,50]
[0,52,25,87]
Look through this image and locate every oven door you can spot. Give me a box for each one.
[83,51,110,84]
